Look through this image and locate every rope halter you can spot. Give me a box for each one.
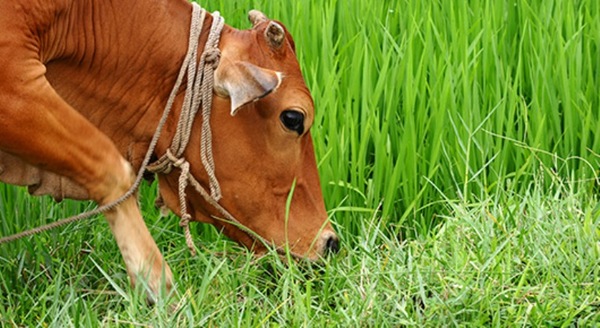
[147,4,227,255]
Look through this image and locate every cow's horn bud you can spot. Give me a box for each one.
[265,21,285,49]
[248,10,268,27]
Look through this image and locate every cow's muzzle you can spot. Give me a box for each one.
[319,230,340,256]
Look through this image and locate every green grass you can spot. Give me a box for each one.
[1,0,600,326]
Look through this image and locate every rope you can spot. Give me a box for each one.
[147,6,226,254]
[147,7,223,201]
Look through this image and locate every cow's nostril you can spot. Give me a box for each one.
[324,235,340,255]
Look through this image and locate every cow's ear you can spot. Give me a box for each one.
[214,61,283,116]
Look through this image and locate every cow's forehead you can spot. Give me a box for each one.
[221,22,299,72]
[218,22,314,113]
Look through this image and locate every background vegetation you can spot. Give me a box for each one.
[1,0,599,326]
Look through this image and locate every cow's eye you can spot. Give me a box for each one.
[280,110,305,135]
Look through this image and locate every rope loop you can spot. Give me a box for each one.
[165,150,186,168]
[203,48,221,69]
[179,213,192,227]
[179,213,196,256]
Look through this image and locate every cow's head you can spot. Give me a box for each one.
[157,10,338,260]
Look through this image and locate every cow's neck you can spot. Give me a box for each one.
[43,0,213,168]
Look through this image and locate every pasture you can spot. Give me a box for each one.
[1,0,599,326]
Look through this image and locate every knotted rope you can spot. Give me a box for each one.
[146,5,226,255]
[148,6,222,201]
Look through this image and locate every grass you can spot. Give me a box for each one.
[1,177,598,326]
[1,0,600,326]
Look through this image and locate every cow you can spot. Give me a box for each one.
[0,0,339,298]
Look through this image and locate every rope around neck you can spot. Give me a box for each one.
[147,5,222,201]
[146,4,226,255]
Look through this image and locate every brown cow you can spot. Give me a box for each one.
[0,0,338,297]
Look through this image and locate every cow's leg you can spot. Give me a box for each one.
[0,60,173,298]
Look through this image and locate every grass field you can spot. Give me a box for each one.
[1,0,600,326]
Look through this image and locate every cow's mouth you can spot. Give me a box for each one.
[209,216,340,261]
